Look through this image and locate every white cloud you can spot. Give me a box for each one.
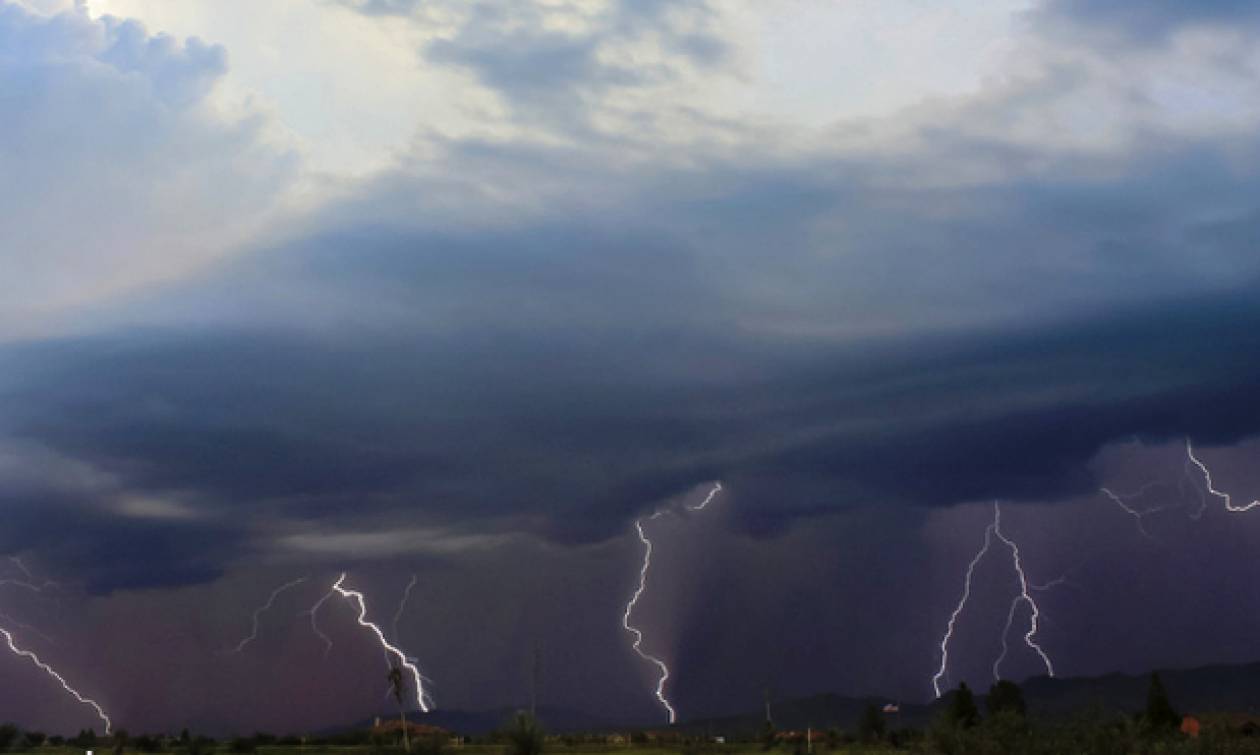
[112,494,206,521]
[276,527,516,558]
[0,1,296,340]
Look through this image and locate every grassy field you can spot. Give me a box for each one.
[4,746,906,755]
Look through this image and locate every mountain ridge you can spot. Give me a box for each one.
[338,658,1260,736]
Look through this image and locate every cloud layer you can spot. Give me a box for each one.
[3,0,1260,733]
[0,2,294,337]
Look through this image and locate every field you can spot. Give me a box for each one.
[2,746,906,755]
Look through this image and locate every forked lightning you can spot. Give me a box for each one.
[933,502,1054,698]
[1186,439,1260,513]
[331,573,432,712]
[226,577,308,654]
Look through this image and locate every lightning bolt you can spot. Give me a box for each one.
[9,556,33,580]
[0,623,111,734]
[369,574,423,697]
[330,573,432,712]
[1180,460,1209,520]
[1099,438,1250,535]
[622,481,723,724]
[931,515,996,698]
[381,574,420,677]
[2,558,60,595]
[225,577,308,654]
[623,519,676,724]
[933,503,1054,697]
[991,504,1054,683]
[993,596,1024,682]
[1099,486,1164,541]
[1186,439,1260,513]
[687,482,723,512]
[392,574,418,643]
[0,611,56,645]
[301,589,336,657]
[0,578,60,594]
[1030,576,1073,593]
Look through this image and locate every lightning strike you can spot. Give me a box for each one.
[301,589,336,656]
[931,517,997,698]
[0,578,59,593]
[2,558,59,595]
[1181,459,1209,520]
[1030,576,1073,593]
[933,503,1055,698]
[330,573,432,712]
[226,577,308,654]
[993,596,1024,682]
[623,519,676,723]
[991,504,1055,682]
[687,482,723,512]
[621,481,724,724]
[392,574,418,650]
[0,611,56,645]
[1186,439,1260,513]
[1099,486,1161,541]
[9,556,33,580]
[0,623,111,734]
[380,574,419,673]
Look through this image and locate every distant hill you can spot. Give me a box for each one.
[1018,660,1260,718]
[335,659,1260,737]
[681,660,1260,735]
[335,705,632,736]
[674,694,933,737]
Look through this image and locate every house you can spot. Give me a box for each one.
[370,718,454,745]
[1180,716,1200,738]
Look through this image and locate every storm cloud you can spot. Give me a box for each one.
[3,0,1260,734]
[5,119,1260,590]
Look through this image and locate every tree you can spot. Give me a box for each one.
[228,738,256,754]
[1143,672,1179,730]
[72,729,98,749]
[0,725,20,751]
[987,680,1026,718]
[388,665,412,752]
[503,712,543,755]
[113,729,130,755]
[944,682,980,729]
[24,731,47,748]
[759,720,777,751]
[856,703,886,743]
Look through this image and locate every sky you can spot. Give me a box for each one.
[1,0,1260,736]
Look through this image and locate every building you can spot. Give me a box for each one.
[370,718,456,746]
[1180,716,1200,738]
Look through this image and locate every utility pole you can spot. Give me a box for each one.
[764,688,773,727]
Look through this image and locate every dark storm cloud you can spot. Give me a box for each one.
[5,275,1260,594]
[1037,0,1260,42]
[4,8,1260,592]
[0,483,245,593]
